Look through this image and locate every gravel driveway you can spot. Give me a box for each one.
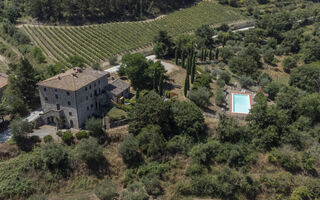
[105,55,179,74]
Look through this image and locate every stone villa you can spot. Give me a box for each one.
[38,67,130,129]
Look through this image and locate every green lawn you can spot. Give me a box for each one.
[107,107,127,122]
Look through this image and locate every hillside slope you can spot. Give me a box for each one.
[20,1,248,66]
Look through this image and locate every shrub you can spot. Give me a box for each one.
[189,140,221,165]
[189,87,211,108]
[216,114,247,143]
[301,152,316,172]
[259,172,295,196]
[219,71,231,84]
[217,78,225,87]
[43,135,53,143]
[27,194,47,200]
[109,56,118,66]
[186,162,208,176]
[120,182,149,200]
[94,179,118,200]
[75,138,104,168]
[264,82,281,100]
[136,162,170,177]
[61,131,74,145]
[75,131,88,140]
[41,142,69,171]
[268,149,301,172]
[136,125,166,158]
[30,136,41,144]
[9,118,33,151]
[85,117,103,136]
[282,57,297,73]
[264,50,275,65]
[290,186,311,200]
[171,101,205,139]
[215,88,225,107]
[166,135,194,155]
[32,47,46,63]
[190,175,217,196]
[141,174,163,196]
[258,73,272,88]
[118,134,140,166]
[239,75,254,88]
[56,131,63,137]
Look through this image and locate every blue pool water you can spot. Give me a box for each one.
[232,94,251,114]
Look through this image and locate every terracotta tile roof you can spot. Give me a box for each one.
[37,68,108,91]
[0,73,8,89]
[107,79,130,96]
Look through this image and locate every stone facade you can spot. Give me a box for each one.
[38,68,109,129]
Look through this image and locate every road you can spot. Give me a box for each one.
[104,55,178,74]
[212,26,255,38]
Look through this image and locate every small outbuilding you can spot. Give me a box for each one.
[107,79,130,102]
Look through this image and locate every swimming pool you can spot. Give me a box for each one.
[232,93,251,114]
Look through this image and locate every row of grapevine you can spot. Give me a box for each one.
[21,1,247,66]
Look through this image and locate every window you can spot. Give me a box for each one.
[89,85,92,89]
[44,87,47,92]
[90,93,92,98]
[45,97,48,101]
[86,96,88,100]
[55,94,59,99]
[85,87,87,91]
[68,101,71,106]
[66,91,70,96]
[91,104,93,108]
[55,89,57,92]
[70,120,74,128]
[87,106,89,111]
[56,104,60,110]
[98,80,100,84]
[69,112,72,116]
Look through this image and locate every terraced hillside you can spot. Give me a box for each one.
[21,1,247,65]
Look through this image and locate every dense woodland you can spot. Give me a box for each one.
[0,0,320,200]
[0,0,196,24]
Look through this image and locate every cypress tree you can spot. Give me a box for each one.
[209,49,212,60]
[175,48,179,65]
[204,49,207,61]
[184,74,189,96]
[181,50,185,68]
[215,48,219,60]
[159,74,164,96]
[201,48,204,61]
[153,69,157,91]
[187,54,191,75]
[191,54,196,84]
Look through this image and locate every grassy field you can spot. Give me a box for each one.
[20,1,247,66]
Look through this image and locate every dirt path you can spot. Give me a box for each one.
[0,55,7,65]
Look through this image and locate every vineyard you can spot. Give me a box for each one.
[21,1,247,66]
